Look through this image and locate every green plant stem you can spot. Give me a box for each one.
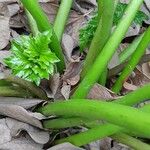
[54,85,150,146]
[43,117,92,129]
[0,80,12,86]
[5,75,48,100]
[98,68,108,86]
[111,133,150,150]
[54,0,73,41]
[0,86,32,97]
[98,0,119,86]
[56,125,150,150]
[20,0,65,73]
[119,34,144,63]
[114,84,150,105]
[25,9,39,36]
[81,0,115,78]
[112,26,150,93]
[72,0,144,98]
[56,124,120,146]
[38,99,150,138]
[44,84,150,129]
[54,104,150,148]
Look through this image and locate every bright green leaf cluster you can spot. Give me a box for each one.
[5,31,60,85]
[79,2,148,51]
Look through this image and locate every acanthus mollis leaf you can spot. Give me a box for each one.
[4,30,60,85]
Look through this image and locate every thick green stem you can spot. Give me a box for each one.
[81,0,115,78]
[98,68,108,86]
[111,133,150,150]
[43,117,91,129]
[25,10,39,36]
[56,124,120,146]
[112,26,150,93]
[44,84,150,129]
[5,75,48,100]
[119,34,144,63]
[115,84,150,105]
[0,86,32,97]
[54,105,150,148]
[54,0,73,41]
[72,0,144,98]
[54,85,150,146]
[38,99,150,138]
[20,0,65,73]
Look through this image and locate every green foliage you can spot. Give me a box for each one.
[79,14,98,51]
[114,3,148,25]
[79,2,148,51]
[5,31,60,85]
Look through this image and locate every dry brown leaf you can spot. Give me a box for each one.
[0,4,10,50]
[0,50,10,64]
[108,51,120,69]
[62,34,76,62]
[41,2,58,23]
[0,97,43,109]
[63,62,82,86]
[73,0,96,14]
[87,140,101,150]
[123,82,138,91]
[47,142,85,150]
[88,83,119,100]
[0,118,11,144]
[0,136,43,150]
[0,104,42,128]
[61,85,71,99]
[0,0,17,2]
[7,3,19,17]
[6,118,49,144]
[125,25,140,37]
[10,13,25,28]
[142,61,150,79]
[100,138,112,150]
[0,118,49,150]
[130,66,150,86]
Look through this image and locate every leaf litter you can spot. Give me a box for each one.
[0,0,149,150]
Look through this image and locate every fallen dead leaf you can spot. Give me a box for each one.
[0,97,43,109]
[0,135,43,150]
[61,85,71,99]
[7,3,19,17]
[6,118,49,144]
[0,104,43,128]
[47,142,85,150]
[100,138,112,150]
[0,118,11,144]
[73,0,96,14]
[63,62,82,86]
[62,34,76,62]
[0,3,10,50]
[88,83,119,100]
[123,82,138,91]
[0,50,10,64]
